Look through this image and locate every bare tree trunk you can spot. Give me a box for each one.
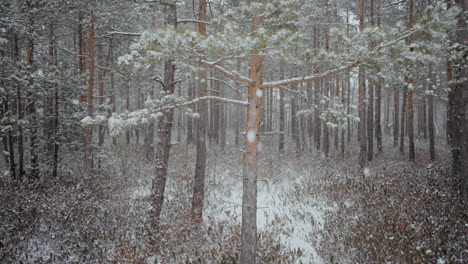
[151,3,178,226]
[291,84,300,154]
[85,8,96,171]
[322,0,330,157]
[428,66,435,162]
[367,0,375,161]
[314,75,321,150]
[240,3,264,262]
[192,0,207,221]
[375,0,383,153]
[187,81,194,144]
[26,11,39,179]
[454,0,467,198]
[235,61,242,147]
[400,85,407,155]
[358,0,367,168]
[307,81,314,150]
[335,75,340,150]
[407,0,415,162]
[279,83,285,153]
[368,81,374,161]
[394,86,400,147]
[97,43,105,148]
[14,34,25,180]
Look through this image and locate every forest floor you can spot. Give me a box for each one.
[0,137,467,263]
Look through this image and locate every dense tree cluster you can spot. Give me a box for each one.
[1,0,466,263]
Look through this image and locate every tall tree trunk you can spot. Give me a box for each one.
[307,80,314,150]
[394,86,400,147]
[454,0,467,198]
[49,23,59,178]
[335,75,340,150]
[279,83,285,153]
[151,3,177,226]
[322,0,330,157]
[235,60,242,147]
[14,34,24,180]
[85,8,96,171]
[375,0,383,153]
[358,0,367,168]
[192,0,207,221]
[347,70,351,143]
[400,85,407,155]
[27,11,39,179]
[97,43,105,147]
[240,2,264,262]
[291,84,300,154]
[428,66,435,162]
[368,0,375,161]
[368,82,374,161]
[187,81,194,144]
[314,74,321,150]
[2,97,16,180]
[407,0,415,162]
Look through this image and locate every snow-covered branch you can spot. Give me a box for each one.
[262,62,360,89]
[198,60,253,85]
[158,96,248,111]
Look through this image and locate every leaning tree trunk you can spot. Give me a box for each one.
[151,3,177,227]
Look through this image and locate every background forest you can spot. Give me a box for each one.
[0,0,467,263]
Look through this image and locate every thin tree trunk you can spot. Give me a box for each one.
[453,0,466,197]
[368,0,375,161]
[27,11,39,179]
[394,86,400,147]
[291,84,300,154]
[400,85,407,155]
[279,82,285,153]
[407,0,415,162]
[428,66,435,162]
[14,34,24,180]
[323,0,330,157]
[235,60,242,147]
[359,0,367,168]
[97,44,105,147]
[368,81,374,161]
[375,0,383,153]
[187,81,194,144]
[85,8,96,171]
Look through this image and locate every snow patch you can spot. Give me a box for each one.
[363,167,371,177]
[256,89,263,97]
[246,130,256,143]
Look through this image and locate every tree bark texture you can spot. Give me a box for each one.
[151,3,177,226]
[192,0,207,221]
